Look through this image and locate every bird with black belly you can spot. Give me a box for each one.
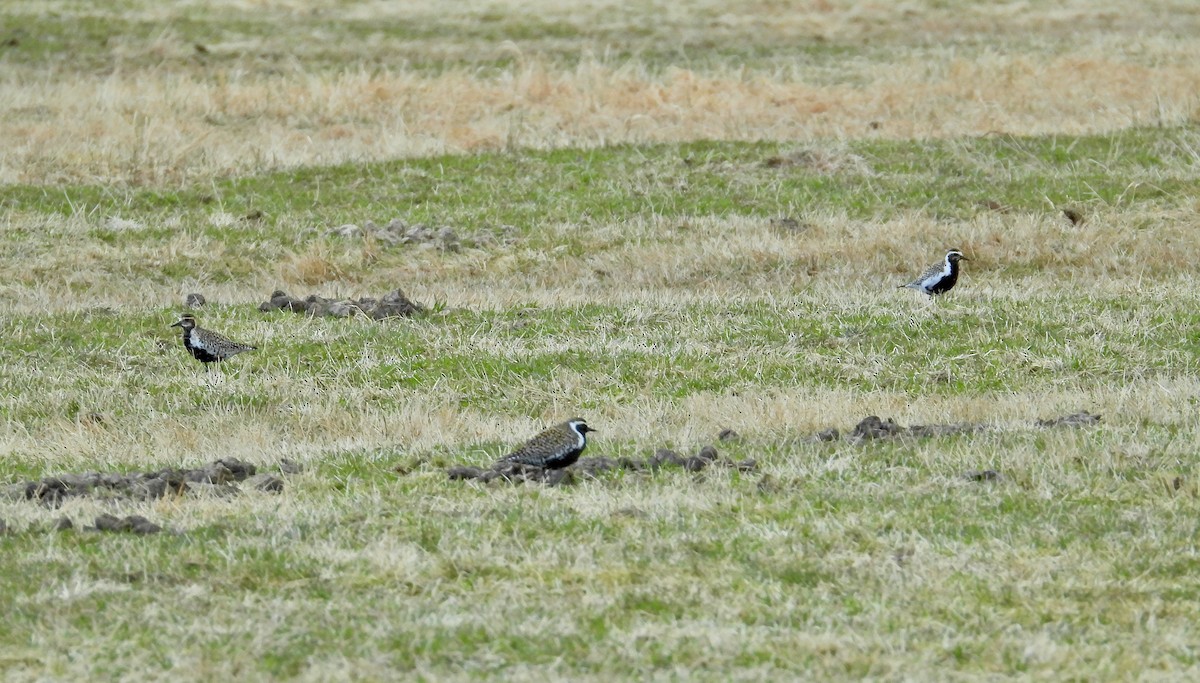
[496,418,595,470]
[899,249,969,297]
[170,314,256,371]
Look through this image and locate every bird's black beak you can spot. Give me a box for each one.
[170,320,183,327]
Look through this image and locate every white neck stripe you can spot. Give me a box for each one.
[567,421,587,448]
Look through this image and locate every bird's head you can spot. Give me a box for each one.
[171,314,197,330]
[947,249,968,263]
[567,418,595,436]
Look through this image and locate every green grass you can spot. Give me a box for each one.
[4,428,1200,678]
[11,0,1185,75]
[5,129,1197,226]
[1,284,1197,435]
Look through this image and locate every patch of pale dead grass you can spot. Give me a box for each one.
[3,0,1200,184]
[5,52,1199,185]
[2,205,1198,314]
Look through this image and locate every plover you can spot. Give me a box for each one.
[899,249,969,297]
[497,418,595,469]
[170,314,256,370]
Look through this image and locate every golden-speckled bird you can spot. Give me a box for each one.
[170,314,256,370]
[496,418,595,469]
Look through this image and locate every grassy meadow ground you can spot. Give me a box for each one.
[3,0,1200,679]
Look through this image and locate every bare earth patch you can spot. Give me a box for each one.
[258,287,426,319]
[2,458,294,509]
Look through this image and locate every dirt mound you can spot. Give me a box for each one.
[328,218,462,252]
[326,218,516,251]
[762,147,872,175]
[844,415,984,443]
[797,411,1098,445]
[258,287,424,319]
[962,469,1003,482]
[92,513,163,534]
[1036,411,1101,428]
[447,444,756,486]
[1,458,297,509]
[778,416,982,445]
[1,514,167,536]
[445,412,1101,486]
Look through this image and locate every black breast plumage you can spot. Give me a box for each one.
[184,333,222,363]
[500,423,588,469]
[927,262,959,295]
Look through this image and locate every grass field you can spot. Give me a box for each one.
[3,0,1200,680]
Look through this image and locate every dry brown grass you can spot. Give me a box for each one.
[3,0,1200,184]
[3,204,1197,314]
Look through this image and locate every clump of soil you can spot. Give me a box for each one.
[781,416,982,445]
[1,458,297,509]
[445,411,1100,487]
[5,514,168,536]
[844,415,983,443]
[1036,411,1101,428]
[1062,207,1085,226]
[258,287,424,319]
[962,469,1003,483]
[92,514,163,535]
[717,428,741,442]
[769,217,814,235]
[447,444,756,486]
[762,147,872,175]
[797,411,1099,445]
[326,217,516,251]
